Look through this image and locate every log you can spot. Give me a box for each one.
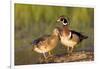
[38,51,94,64]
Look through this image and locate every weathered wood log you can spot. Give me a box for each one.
[38,51,94,64]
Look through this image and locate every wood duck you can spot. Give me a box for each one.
[57,16,88,55]
[32,27,60,59]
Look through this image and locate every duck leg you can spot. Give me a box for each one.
[39,53,48,63]
[70,47,74,54]
[67,47,70,56]
[43,53,49,63]
[67,47,69,52]
[43,53,47,59]
[67,46,69,53]
[68,47,74,56]
[48,51,53,56]
[67,46,74,56]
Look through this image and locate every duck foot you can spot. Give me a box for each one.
[39,55,55,63]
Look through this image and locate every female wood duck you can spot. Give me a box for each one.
[57,16,88,55]
[32,27,60,59]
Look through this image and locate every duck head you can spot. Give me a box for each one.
[57,16,69,25]
[53,27,60,36]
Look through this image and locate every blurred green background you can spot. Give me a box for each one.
[15,3,94,65]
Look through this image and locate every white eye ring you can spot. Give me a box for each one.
[63,22,68,25]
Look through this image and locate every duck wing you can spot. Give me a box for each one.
[70,30,88,42]
[32,35,50,45]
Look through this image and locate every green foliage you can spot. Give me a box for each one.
[15,3,94,65]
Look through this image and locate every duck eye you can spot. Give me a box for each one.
[60,18,63,21]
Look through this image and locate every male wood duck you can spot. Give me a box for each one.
[32,27,60,59]
[57,16,88,55]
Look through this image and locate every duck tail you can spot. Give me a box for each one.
[80,35,88,42]
[32,40,37,45]
[84,35,88,39]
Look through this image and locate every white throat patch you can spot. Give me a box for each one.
[67,32,72,39]
[63,22,68,25]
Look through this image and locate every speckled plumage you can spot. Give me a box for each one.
[32,28,60,59]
